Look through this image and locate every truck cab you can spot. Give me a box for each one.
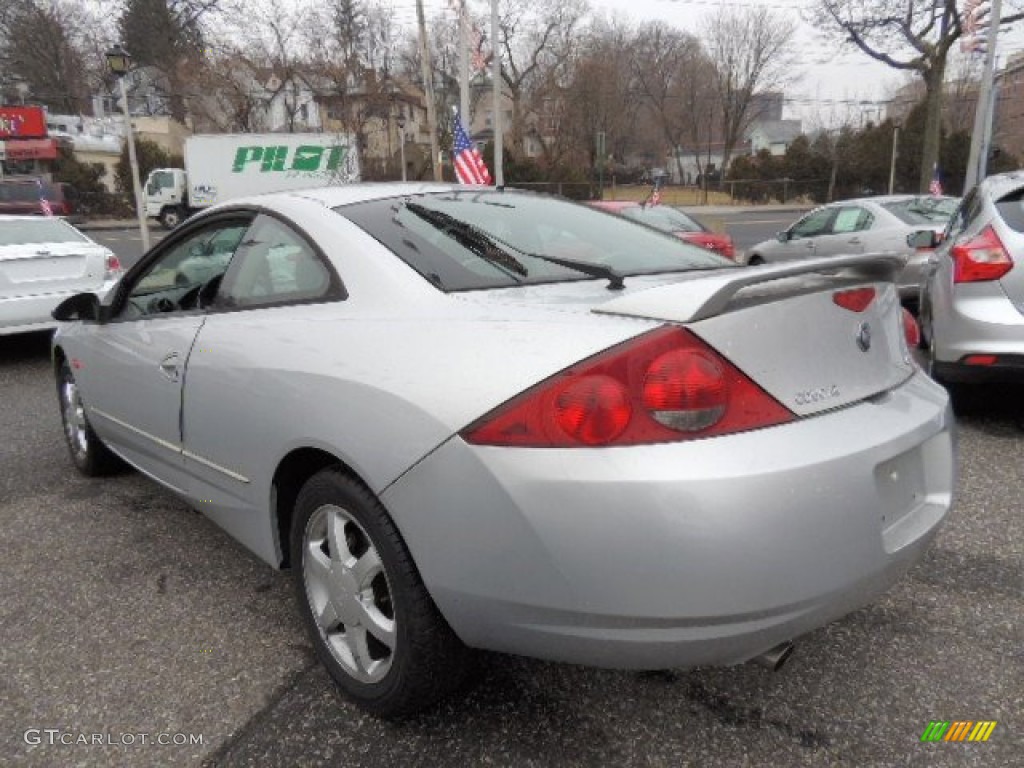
[144,168,189,229]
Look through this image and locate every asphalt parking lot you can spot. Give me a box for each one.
[2,329,1021,768]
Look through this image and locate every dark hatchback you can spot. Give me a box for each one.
[0,179,77,217]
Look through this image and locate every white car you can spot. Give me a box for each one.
[0,216,122,336]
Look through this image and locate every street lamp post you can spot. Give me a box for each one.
[105,44,149,251]
[396,113,407,182]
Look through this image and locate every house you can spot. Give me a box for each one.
[746,120,803,156]
[47,112,190,192]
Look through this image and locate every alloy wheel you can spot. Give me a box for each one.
[302,504,397,684]
[61,378,89,461]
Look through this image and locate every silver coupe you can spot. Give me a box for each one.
[52,184,955,716]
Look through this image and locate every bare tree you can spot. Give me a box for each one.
[118,0,230,121]
[631,23,719,188]
[0,0,97,113]
[811,1,1024,192]
[543,18,641,170]
[497,0,586,156]
[702,6,797,181]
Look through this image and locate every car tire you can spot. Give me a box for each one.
[57,359,123,476]
[291,468,472,717]
[159,206,185,230]
[747,254,764,266]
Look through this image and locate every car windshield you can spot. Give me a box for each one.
[881,197,959,226]
[619,206,704,233]
[0,218,87,246]
[337,191,732,291]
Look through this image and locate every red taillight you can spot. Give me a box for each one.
[833,287,876,312]
[952,226,1013,283]
[902,308,920,348]
[642,349,727,431]
[104,253,122,279]
[963,354,998,366]
[462,326,794,447]
[554,375,631,445]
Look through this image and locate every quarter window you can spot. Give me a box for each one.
[215,215,335,308]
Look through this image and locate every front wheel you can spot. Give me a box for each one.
[291,468,472,717]
[747,254,764,266]
[159,206,185,229]
[57,359,122,476]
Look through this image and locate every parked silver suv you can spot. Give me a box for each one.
[919,172,1024,383]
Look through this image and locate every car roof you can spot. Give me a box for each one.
[830,194,958,206]
[239,182,483,210]
[982,171,1024,200]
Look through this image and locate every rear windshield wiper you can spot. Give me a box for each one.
[403,201,625,290]
[404,202,527,281]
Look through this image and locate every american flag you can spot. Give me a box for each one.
[36,178,53,216]
[929,164,943,196]
[471,25,488,72]
[452,111,492,185]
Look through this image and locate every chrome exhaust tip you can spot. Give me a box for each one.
[752,641,794,672]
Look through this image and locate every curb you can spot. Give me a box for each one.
[78,219,156,231]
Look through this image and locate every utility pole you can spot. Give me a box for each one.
[459,0,470,124]
[964,0,1002,194]
[888,125,899,195]
[416,0,442,181]
[491,0,503,187]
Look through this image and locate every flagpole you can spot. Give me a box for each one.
[459,1,470,125]
[490,0,503,187]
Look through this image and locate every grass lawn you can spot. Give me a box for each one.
[601,185,734,206]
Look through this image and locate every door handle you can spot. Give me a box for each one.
[159,352,181,382]
[847,237,861,244]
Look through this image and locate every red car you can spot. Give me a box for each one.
[588,200,736,260]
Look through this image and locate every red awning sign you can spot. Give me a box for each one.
[4,139,58,160]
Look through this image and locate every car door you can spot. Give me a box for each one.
[813,206,873,258]
[178,213,344,562]
[771,207,834,262]
[70,215,252,493]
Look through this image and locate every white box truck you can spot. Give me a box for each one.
[144,133,359,229]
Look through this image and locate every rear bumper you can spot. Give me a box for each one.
[0,280,118,336]
[382,371,954,669]
[932,282,1024,382]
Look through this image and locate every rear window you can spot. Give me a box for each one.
[881,197,958,226]
[336,191,731,292]
[0,218,88,245]
[619,206,705,233]
[0,182,56,202]
[995,188,1024,232]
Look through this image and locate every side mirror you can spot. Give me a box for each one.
[907,230,939,249]
[52,292,104,323]
[776,230,790,243]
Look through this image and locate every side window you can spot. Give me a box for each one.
[831,207,874,234]
[121,219,251,318]
[215,215,335,309]
[790,208,833,239]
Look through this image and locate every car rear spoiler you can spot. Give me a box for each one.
[594,252,907,324]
